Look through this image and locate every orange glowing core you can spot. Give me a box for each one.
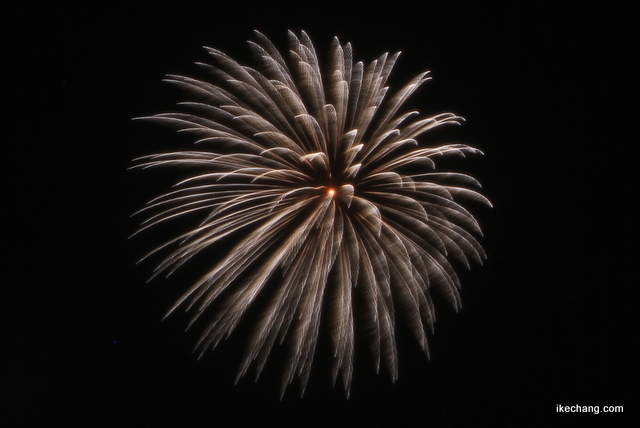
[327,188,336,196]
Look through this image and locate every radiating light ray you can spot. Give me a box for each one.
[133,30,490,396]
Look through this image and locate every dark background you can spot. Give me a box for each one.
[6,1,637,426]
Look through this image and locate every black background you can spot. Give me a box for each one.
[6,1,637,426]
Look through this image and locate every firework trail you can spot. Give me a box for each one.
[133,30,491,396]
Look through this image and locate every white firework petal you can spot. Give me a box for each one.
[133,31,490,396]
[373,71,431,134]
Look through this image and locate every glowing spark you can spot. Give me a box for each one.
[133,30,490,397]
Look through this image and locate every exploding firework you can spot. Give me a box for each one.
[133,30,490,396]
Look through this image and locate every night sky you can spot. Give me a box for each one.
[7,1,637,426]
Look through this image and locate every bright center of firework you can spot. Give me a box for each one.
[327,188,336,197]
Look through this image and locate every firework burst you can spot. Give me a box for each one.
[133,30,491,396]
